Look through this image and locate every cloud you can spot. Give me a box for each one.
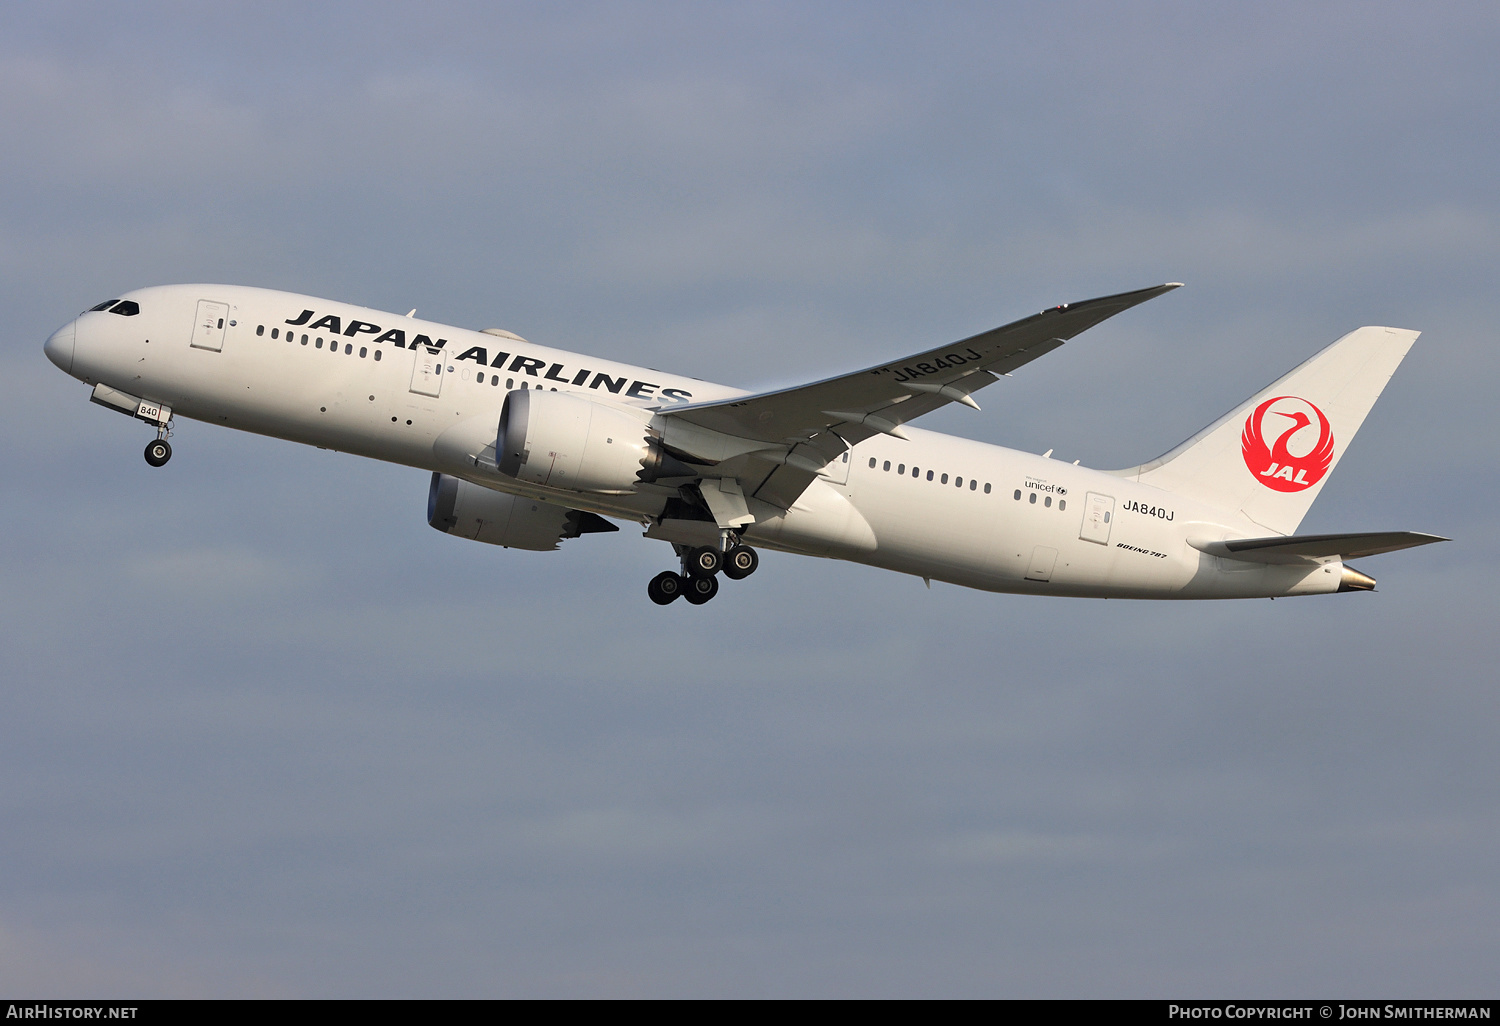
[0,0,1496,998]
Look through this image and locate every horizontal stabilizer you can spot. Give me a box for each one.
[1194,531,1447,565]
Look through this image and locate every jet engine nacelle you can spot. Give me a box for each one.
[496,389,691,494]
[427,473,617,551]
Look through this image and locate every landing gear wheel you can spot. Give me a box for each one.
[722,545,759,580]
[144,439,172,467]
[684,574,719,605]
[648,571,685,605]
[686,545,722,578]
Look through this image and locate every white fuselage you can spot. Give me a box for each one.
[46,284,1344,599]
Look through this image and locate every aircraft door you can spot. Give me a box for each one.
[409,346,444,397]
[189,300,230,352]
[1080,491,1114,545]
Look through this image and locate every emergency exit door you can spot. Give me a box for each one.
[189,300,230,352]
[1080,491,1115,545]
[409,346,444,397]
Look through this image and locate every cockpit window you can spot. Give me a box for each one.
[109,300,140,316]
[89,300,118,312]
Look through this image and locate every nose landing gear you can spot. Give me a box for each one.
[646,537,760,605]
[144,438,172,467]
[143,410,174,467]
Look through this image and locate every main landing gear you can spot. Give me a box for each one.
[647,539,759,606]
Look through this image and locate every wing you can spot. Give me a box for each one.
[662,283,1181,511]
[1197,531,1448,565]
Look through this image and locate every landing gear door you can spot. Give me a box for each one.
[410,346,444,397]
[1080,491,1114,545]
[189,300,230,352]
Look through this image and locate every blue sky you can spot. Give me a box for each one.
[1,1,1496,996]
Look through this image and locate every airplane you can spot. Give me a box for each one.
[42,282,1444,605]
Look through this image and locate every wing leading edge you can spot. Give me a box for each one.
[661,283,1181,511]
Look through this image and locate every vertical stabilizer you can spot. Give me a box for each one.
[1114,326,1419,535]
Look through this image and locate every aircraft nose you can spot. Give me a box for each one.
[44,319,76,374]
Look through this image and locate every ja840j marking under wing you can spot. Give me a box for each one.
[43,283,1444,605]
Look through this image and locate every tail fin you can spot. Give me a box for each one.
[1113,326,1419,535]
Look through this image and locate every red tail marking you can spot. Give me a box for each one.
[1241,396,1335,493]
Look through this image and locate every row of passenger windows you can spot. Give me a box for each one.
[870,457,991,493]
[257,325,383,361]
[1014,489,1065,511]
[867,456,1071,510]
[255,325,575,391]
[460,372,553,390]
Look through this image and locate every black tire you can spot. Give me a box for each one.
[686,545,722,578]
[648,571,684,605]
[144,439,172,467]
[722,545,759,580]
[684,574,719,605]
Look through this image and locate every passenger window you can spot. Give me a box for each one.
[883,461,891,471]
[256,325,265,336]
[301,335,308,345]
[110,301,140,316]
[507,378,514,389]
[984,483,991,494]
[955,477,962,487]
[90,300,117,312]
[1058,499,1065,511]
[898,464,905,475]
[359,347,367,358]
[912,466,919,478]
[1014,490,1021,500]
[1044,495,1052,507]
[1029,492,1037,504]
[345,344,352,355]
[926,470,933,481]
[970,480,977,490]
[315,338,322,349]
[869,458,877,468]
[374,350,382,362]
[271,328,279,339]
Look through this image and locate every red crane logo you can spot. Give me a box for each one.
[1241,395,1335,493]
